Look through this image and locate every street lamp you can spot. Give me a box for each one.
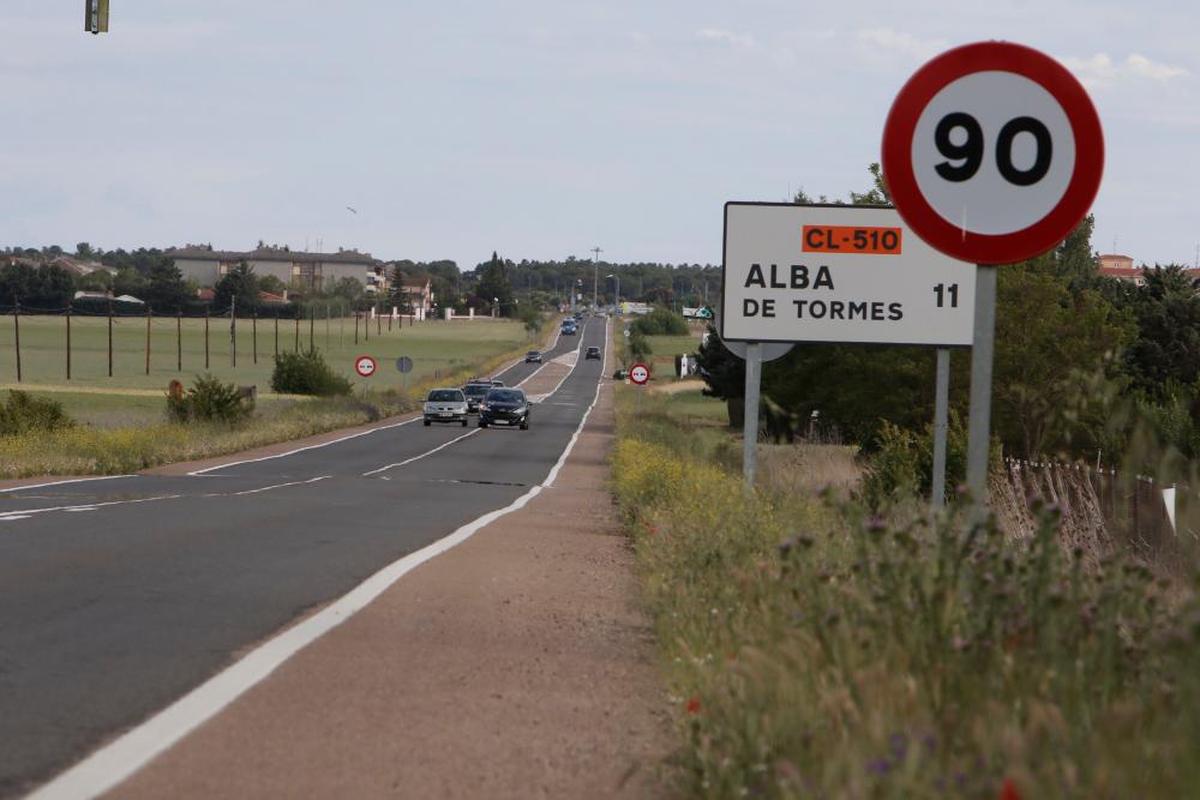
[606,273,619,310]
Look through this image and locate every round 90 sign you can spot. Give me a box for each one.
[882,41,1103,265]
[354,355,377,378]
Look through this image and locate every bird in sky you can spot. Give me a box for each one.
[346,206,358,214]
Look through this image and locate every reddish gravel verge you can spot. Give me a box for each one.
[105,379,674,799]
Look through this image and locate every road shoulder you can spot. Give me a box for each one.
[106,378,674,798]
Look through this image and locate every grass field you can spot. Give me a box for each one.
[0,314,531,394]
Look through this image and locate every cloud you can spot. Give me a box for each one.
[1062,52,1189,89]
[695,28,755,48]
[854,28,947,62]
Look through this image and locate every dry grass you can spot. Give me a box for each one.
[757,442,863,500]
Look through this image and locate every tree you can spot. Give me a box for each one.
[214,261,259,313]
[258,274,287,296]
[113,267,147,299]
[143,260,189,310]
[1122,265,1200,398]
[30,264,75,308]
[992,258,1134,458]
[475,251,514,316]
[0,262,34,304]
[75,242,94,259]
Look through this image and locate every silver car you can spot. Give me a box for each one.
[423,388,469,427]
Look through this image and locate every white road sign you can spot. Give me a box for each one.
[721,203,975,346]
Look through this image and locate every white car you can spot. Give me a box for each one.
[423,388,469,427]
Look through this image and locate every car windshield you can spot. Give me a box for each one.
[587,347,599,353]
[485,389,525,404]
[427,390,463,402]
[463,384,490,397]
[526,351,539,356]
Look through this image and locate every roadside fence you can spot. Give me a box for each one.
[0,300,422,383]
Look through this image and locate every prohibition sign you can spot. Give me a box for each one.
[628,363,650,385]
[354,355,377,378]
[881,41,1103,265]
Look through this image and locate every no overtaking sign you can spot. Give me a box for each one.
[721,203,975,346]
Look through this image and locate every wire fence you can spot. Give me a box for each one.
[992,457,1196,574]
[0,301,421,383]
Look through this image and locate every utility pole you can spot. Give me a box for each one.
[591,246,602,310]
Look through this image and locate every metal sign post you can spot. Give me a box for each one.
[965,267,997,503]
[741,343,762,490]
[931,348,951,509]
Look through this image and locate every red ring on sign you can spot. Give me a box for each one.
[881,41,1104,265]
[355,355,377,377]
[629,363,650,385]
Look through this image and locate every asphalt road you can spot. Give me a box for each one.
[0,317,608,798]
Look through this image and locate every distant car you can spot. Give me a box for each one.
[462,382,492,413]
[561,324,577,335]
[478,387,530,430]
[525,350,543,363]
[585,346,601,360]
[423,388,468,427]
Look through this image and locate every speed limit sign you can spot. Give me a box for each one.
[882,41,1103,265]
[354,355,377,378]
[628,363,650,385]
[882,41,1103,505]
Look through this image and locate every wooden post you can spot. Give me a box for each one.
[177,310,182,372]
[107,299,113,378]
[274,311,279,357]
[376,302,381,336]
[309,305,315,353]
[294,314,300,352]
[66,303,72,381]
[354,312,359,345]
[325,303,331,349]
[253,311,258,364]
[13,298,21,383]
[204,305,210,369]
[230,296,237,368]
[145,306,152,375]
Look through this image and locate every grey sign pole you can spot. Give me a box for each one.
[742,342,762,490]
[965,266,997,509]
[931,348,950,510]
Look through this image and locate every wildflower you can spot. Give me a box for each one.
[865,515,887,535]
[685,696,702,715]
[999,777,1022,800]
[865,758,892,776]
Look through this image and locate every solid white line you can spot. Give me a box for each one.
[232,475,331,496]
[25,322,610,800]
[361,429,479,477]
[0,475,136,495]
[187,418,419,476]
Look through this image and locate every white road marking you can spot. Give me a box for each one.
[0,495,182,522]
[187,419,419,477]
[0,515,31,521]
[24,320,610,800]
[233,475,331,496]
[361,429,479,477]
[0,474,136,495]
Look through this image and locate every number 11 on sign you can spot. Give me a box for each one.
[933,283,959,308]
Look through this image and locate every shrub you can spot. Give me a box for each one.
[631,307,689,336]
[271,349,352,396]
[166,374,253,424]
[0,390,74,436]
[627,330,652,363]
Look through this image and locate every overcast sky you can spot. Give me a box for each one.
[2,1,1195,269]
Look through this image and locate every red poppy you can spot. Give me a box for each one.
[999,778,1021,800]
[685,696,701,715]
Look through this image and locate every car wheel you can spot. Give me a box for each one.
[479,420,487,428]
[424,420,431,427]
[461,419,468,427]
[520,420,529,430]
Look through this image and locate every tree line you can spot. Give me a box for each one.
[696,165,1200,476]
